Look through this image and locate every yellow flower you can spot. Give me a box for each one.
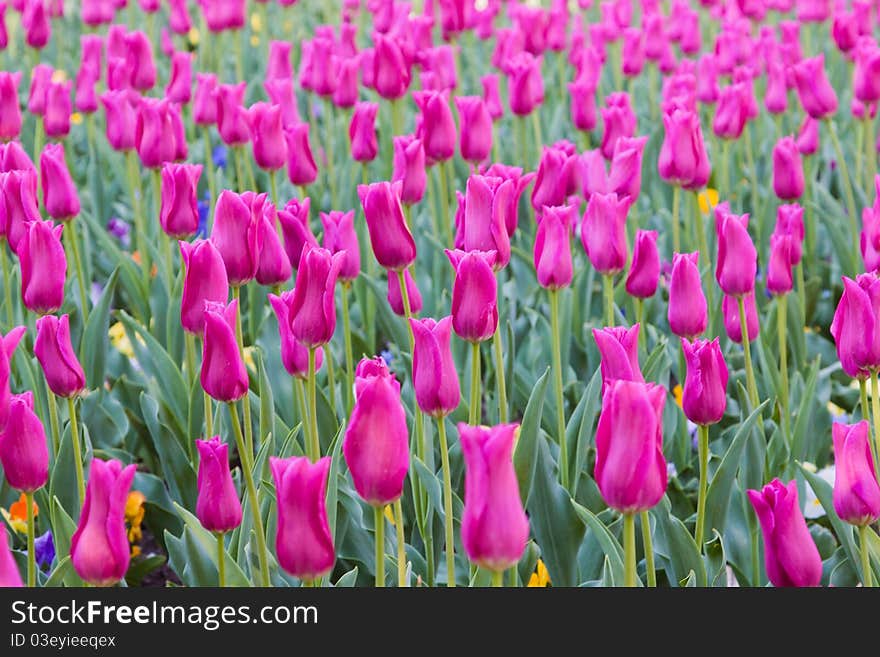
[384,506,395,526]
[283,20,294,34]
[250,12,263,33]
[70,112,83,126]
[2,493,38,534]
[109,322,135,359]
[672,384,683,408]
[125,491,146,546]
[188,27,200,46]
[50,69,68,84]
[243,345,256,371]
[697,188,719,214]
[527,559,551,587]
[250,35,260,48]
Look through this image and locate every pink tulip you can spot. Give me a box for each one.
[413,89,456,164]
[349,102,379,163]
[387,268,423,316]
[289,245,345,348]
[18,219,66,315]
[159,163,201,238]
[135,97,181,168]
[792,54,838,119]
[99,89,137,151]
[625,229,659,298]
[581,192,629,275]
[534,205,574,290]
[22,0,50,49]
[456,96,492,165]
[165,51,192,105]
[0,528,22,586]
[284,122,319,187]
[201,300,248,402]
[195,437,242,533]
[43,80,72,139]
[668,252,707,340]
[831,421,880,526]
[507,52,544,117]
[27,64,52,116]
[40,143,80,221]
[600,92,636,160]
[255,203,292,287]
[215,82,249,147]
[0,326,25,431]
[277,197,318,269]
[608,135,648,202]
[484,164,536,237]
[193,73,218,126]
[321,210,359,281]
[658,103,711,190]
[531,145,571,213]
[0,72,22,140]
[775,204,805,265]
[0,169,40,256]
[266,41,293,83]
[481,74,504,121]
[124,30,156,91]
[593,325,643,392]
[268,291,323,380]
[358,181,417,271]
[246,102,286,172]
[831,274,880,377]
[722,292,759,344]
[168,0,191,33]
[179,240,229,336]
[446,249,498,343]
[410,316,460,417]
[569,80,598,132]
[767,234,794,295]
[716,210,756,296]
[392,135,427,205]
[463,175,513,269]
[333,56,361,109]
[681,338,728,426]
[712,84,749,140]
[211,190,262,287]
[0,392,48,493]
[373,33,411,100]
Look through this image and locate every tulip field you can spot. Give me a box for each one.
[3,0,880,591]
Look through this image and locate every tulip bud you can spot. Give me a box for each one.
[534,205,574,290]
[767,233,794,295]
[19,219,66,315]
[765,59,787,115]
[854,39,880,104]
[179,239,229,335]
[446,248,498,343]
[264,78,301,130]
[455,96,492,165]
[0,72,22,140]
[349,102,379,163]
[463,175,513,269]
[413,89,456,164]
[595,380,667,513]
[333,56,360,109]
[608,135,648,202]
[159,162,202,238]
[193,73,218,126]
[0,392,49,493]
[289,245,345,348]
[165,51,192,105]
[70,458,136,586]
[658,103,711,190]
[831,274,880,377]
[722,292,759,344]
[123,30,156,91]
[387,268,423,316]
[43,80,72,139]
[792,54,838,119]
[410,316,460,417]
[278,197,318,269]
[202,0,245,31]
[246,102,286,172]
[568,79,598,132]
[593,325,644,391]
[268,291,323,379]
[600,92,637,160]
[99,89,137,151]
[195,437,242,534]
[0,326,25,430]
[507,52,544,116]
[581,192,629,275]
[668,252,708,340]
[530,145,571,213]
[321,211,360,282]
[0,169,40,256]
[481,74,504,121]
[271,456,336,579]
[201,300,248,402]
[392,135,427,205]
[775,204,805,265]
[266,41,293,83]
[39,143,80,221]
[625,229,659,298]
[358,181,417,271]
[458,422,529,572]
[34,314,86,397]
[831,421,880,526]
[215,82,249,147]
[27,64,52,116]
[168,0,191,33]
[373,33,411,100]
[0,529,22,587]
[23,0,50,49]
[284,122,319,187]
[772,137,805,201]
[681,338,728,426]
[748,479,823,587]
[343,357,410,506]
[135,97,179,168]
[715,211,756,296]
[254,203,291,287]
[210,190,263,287]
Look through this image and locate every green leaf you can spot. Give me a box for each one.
[571,369,601,493]
[570,499,625,585]
[82,267,119,389]
[140,393,196,509]
[412,456,444,522]
[49,496,83,587]
[44,556,73,587]
[653,498,706,587]
[334,567,359,587]
[172,502,250,587]
[790,359,820,463]
[514,367,550,506]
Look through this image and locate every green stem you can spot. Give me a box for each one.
[695,424,709,552]
[232,29,244,82]
[825,119,861,271]
[374,505,385,587]
[325,346,337,419]
[202,127,217,230]
[671,184,681,255]
[32,118,43,189]
[307,347,320,461]
[294,377,308,444]
[623,513,636,587]
[860,377,870,424]
[491,570,503,587]
[323,99,338,209]
[393,499,406,587]
[777,294,790,444]
[796,262,806,326]
[437,160,453,247]
[231,287,254,457]
[721,140,731,204]
[693,190,709,268]
[437,417,456,587]
[603,273,615,327]
[67,397,86,507]
[0,243,13,328]
[492,327,508,424]
[859,524,874,587]
[867,116,877,191]
[640,511,656,587]
[227,402,271,587]
[216,532,226,587]
[635,298,646,352]
[870,372,880,485]
[44,381,60,458]
[125,150,150,288]
[737,296,760,409]
[341,283,354,414]
[549,289,569,490]
[516,115,528,173]
[531,109,543,157]
[234,146,247,192]
[743,124,760,228]
[64,220,90,326]
[469,342,481,425]
[204,389,213,438]
[25,491,35,587]
[184,332,197,387]
[269,168,278,207]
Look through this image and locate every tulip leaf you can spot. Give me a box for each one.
[334,567,359,587]
[50,421,84,520]
[570,368,601,494]
[514,367,550,506]
[570,499,625,586]
[790,358,820,463]
[48,496,84,587]
[412,456,444,524]
[44,556,73,588]
[652,497,706,587]
[82,267,119,390]
[140,393,197,510]
[173,502,250,587]
[325,420,346,544]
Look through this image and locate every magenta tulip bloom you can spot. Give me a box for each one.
[626,229,659,299]
[39,143,80,221]
[246,102,286,172]
[600,92,637,160]
[201,300,248,403]
[534,205,574,290]
[387,268,423,316]
[211,190,263,287]
[772,137,805,201]
[484,163,536,237]
[748,479,823,587]
[765,59,788,115]
[456,96,493,165]
[0,142,36,175]
[27,64,52,115]
[796,116,820,155]
[581,192,629,275]
[320,211,359,282]
[135,97,180,168]
[333,56,360,109]
[215,82,249,147]
[193,73,218,126]
[0,72,22,140]
[268,291,323,380]
[0,169,40,256]
[854,40,880,104]
[723,292,760,345]
[0,529,22,587]
[70,458,136,586]
[767,234,794,296]
[668,252,707,340]
[22,0,50,49]
[164,51,192,104]
[716,211,756,296]
[775,204,805,265]
[19,219,66,315]
[179,240,229,336]
[681,338,728,426]
[159,162,202,238]
[458,422,529,572]
[277,197,318,270]
[43,80,72,139]
[392,135,427,205]
[463,175,513,269]
[195,437,242,534]
[712,83,749,140]
[608,135,648,202]
[123,30,156,91]
[284,122,319,187]
[99,89,137,151]
[344,357,410,506]
[531,145,570,213]
[271,455,335,580]
[593,325,644,391]
[0,326,25,430]
[792,54,838,119]
[34,315,85,398]
[349,102,379,163]
[507,52,544,116]
[413,89,456,165]
[831,421,880,526]
[569,79,598,132]
[358,181,417,271]
[481,74,504,121]
[595,380,667,514]
[446,249,498,343]
[264,78,301,130]
[289,245,345,349]
[255,203,292,287]
[373,33,411,100]
[168,0,191,33]
[831,274,880,377]
[410,316,460,417]
[658,103,711,190]
[0,392,48,493]
[266,41,293,83]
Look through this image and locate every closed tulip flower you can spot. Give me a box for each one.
[333,56,360,109]
[99,89,137,151]
[201,300,248,403]
[531,145,570,213]
[723,292,759,344]
[159,162,201,238]
[582,192,629,275]
[193,73,218,126]
[284,122,319,187]
[289,245,345,348]
[831,274,880,377]
[0,72,22,140]
[265,78,302,130]
[772,137,805,201]
[0,142,36,175]
[0,529,22,587]
[247,102,286,171]
[0,326,25,430]
[484,163,536,237]
[343,357,410,506]
[27,64,52,115]
[534,205,575,290]
[796,116,820,155]
[179,239,229,335]
[123,30,155,91]
[195,437,242,534]
[446,249,498,343]
[387,268,423,316]
[748,479,823,587]
[593,325,644,391]
[658,103,711,190]
[321,211,359,281]
[167,0,191,33]
[0,169,41,256]
[165,51,192,105]
[854,40,880,104]
[135,97,179,168]
[507,52,544,116]
[373,33,411,100]
[255,204,291,287]
[625,229,659,298]
[831,421,880,526]
[458,422,529,572]
[349,102,379,163]
[463,175,513,269]
[481,74,504,121]
[681,338,728,426]
[569,79,598,132]
[600,92,637,160]
[215,83,249,147]
[0,392,48,493]
[43,80,72,139]
[22,0,50,49]
[608,135,648,202]
[767,234,794,295]
[765,59,788,115]
[40,143,80,221]
[392,135,427,205]
[716,211,757,296]
[595,380,667,513]
[266,41,293,83]
[413,89,456,164]
[792,54,838,119]
[712,83,749,140]
[211,190,262,287]
[278,197,318,270]
[34,314,85,397]
[668,252,707,340]
[456,96,493,164]
[268,291,323,380]
[358,181,417,271]
[410,316,460,417]
[775,204,805,265]
[19,219,65,315]
[202,0,245,32]
[271,456,335,580]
